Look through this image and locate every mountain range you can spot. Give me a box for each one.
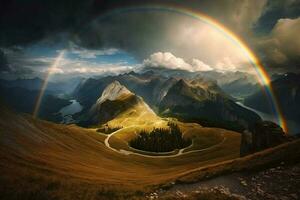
[1,70,299,200]
[140,67,260,98]
[0,85,71,122]
[0,76,85,122]
[74,71,261,131]
[0,95,299,200]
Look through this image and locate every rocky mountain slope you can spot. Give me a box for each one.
[140,67,259,98]
[160,79,261,131]
[73,71,170,112]
[82,81,158,127]
[74,71,261,131]
[221,76,259,99]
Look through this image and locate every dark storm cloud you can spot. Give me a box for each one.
[252,0,300,73]
[76,11,180,59]
[256,16,300,73]
[0,0,94,46]
[0,50,10,72]
[75,0,268,60]
[0,47,43,78]
[0,0,299,73]
[0,0,267,47]
[254,0,300,34]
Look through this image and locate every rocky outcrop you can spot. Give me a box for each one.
[88,81,138,125]
[240,130,253,156]
[241,121,288,156]
[95,80,132,104]
[252,121,287,151]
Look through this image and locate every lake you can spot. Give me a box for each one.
[237,102,300,135]
[59,99,83,124]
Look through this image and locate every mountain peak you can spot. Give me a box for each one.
[127,71,137,75]
[86,80,158,126]
[163,79,196,100]
[97,81,132,104]
[174,79,190,89]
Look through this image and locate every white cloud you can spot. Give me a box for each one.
[69,48,119,59]
[55,57,135,76]
[191,59,213,71]
[6,47,135,77]
[143,52,213,72]
[143,52,191,71]
[216,57,239,71]
[71,65,134,74]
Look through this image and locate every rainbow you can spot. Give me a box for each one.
[34,5,288,133]
[33,51,65,118]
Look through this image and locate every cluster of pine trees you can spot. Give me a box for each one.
[129,122,192,152]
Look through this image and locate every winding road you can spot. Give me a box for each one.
[101,103,227,158]
[103,127,226,158]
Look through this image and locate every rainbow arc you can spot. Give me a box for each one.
[33,6,287,133]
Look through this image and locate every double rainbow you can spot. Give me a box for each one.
[33,5,287,133]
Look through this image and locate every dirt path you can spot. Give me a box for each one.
[149,162,300,199]
[103,127,226,158]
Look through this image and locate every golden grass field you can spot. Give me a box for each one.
[0,104,242,199]
[1,104,299,199]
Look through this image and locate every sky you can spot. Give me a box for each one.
[0,0,299,80]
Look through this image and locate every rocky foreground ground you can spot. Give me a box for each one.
[147,162,300,200]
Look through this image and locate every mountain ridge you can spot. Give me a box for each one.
[73,71,261,131]
[83,81,158,127]
[160,78,261,131]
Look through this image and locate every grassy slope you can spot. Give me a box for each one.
[104,95,164,128]
[109,122,233,156]
[0,105,241,199]
[100,97,239,158]
[1,104,299,199]
[175,139,300,184]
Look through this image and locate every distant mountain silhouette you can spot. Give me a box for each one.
[0,85,70,122]
[140,67,259,98]
[245,73,300,126]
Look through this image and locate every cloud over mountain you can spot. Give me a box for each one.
[143,52,213,72]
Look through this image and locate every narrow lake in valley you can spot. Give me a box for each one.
[59,99,83,124]
[237,102,300,135]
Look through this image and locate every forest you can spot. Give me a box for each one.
[129,122,192,152]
